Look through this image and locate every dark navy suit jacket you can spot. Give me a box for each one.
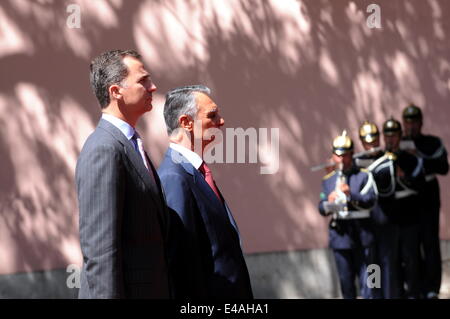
[157,148,253,299]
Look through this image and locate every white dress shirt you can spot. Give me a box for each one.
[169,142,203,169]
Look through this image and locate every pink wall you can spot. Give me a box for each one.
[0,0,449,275]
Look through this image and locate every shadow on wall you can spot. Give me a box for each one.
[194,0,450,254]
[0,0,449,278]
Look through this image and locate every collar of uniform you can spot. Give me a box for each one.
[344,163,360,176]
[169,143,203,170]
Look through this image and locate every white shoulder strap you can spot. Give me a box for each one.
[367,154,388,172]
[416,139,446,159]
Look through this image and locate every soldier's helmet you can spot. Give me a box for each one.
[332,130,354,155]
[383,117,402,136]
[359,120,379,143]
[402,103,422,122]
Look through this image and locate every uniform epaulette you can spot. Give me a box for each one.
[385,151,397,161]
[323,171,336,180]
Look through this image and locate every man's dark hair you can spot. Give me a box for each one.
[163,85,211,135]
[89,49,142,108]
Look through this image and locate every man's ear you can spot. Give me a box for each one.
[109,84,122,101]
[179,114,194,131]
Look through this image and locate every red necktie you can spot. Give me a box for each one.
[199,162,222,202]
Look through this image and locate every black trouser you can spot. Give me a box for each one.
[397,223,421,298]
[372,223,400,299]
[419,202,442,295]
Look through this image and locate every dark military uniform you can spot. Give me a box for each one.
[381,117,425,298]
[401,134,449,297]
[356,121,400,299]
[390,150,425,298]
[402,104,449,298]
[356,150,400,299]
[319,167,376,299]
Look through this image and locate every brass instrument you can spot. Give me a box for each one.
[310,147,382,172]
[330,162,348,228]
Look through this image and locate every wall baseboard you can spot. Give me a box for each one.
[1,240,449,299]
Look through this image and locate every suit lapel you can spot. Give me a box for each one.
[194,168,242,242]
[98,119,163,209]
[168,148,241,239]
[193,169,226,211]
[224,201,240,237]
[169,148,226,214]
[147,155,169,236]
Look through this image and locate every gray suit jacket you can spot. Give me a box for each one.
[76,119,171,299]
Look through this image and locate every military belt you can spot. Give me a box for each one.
[395,189,417,199]
[336,210,370,220]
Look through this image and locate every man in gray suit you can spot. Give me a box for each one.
[76,50,170,298]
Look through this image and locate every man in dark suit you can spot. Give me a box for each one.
[76,50,170,298]
[158,85,253,299]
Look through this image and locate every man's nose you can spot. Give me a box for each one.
[148,82,157,93]
[218,117,225,127]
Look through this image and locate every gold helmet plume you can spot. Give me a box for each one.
[332,130,354,155]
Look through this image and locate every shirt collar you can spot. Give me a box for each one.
[169,143,203,169]
[101,113,135,140]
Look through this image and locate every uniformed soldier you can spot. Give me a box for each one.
[356,121,400,299]
[318,131,377,299]
[382,118,425,299]
[401,104,449,299]
[355,121,384,168]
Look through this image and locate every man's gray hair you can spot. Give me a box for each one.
[163,85,211,135]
